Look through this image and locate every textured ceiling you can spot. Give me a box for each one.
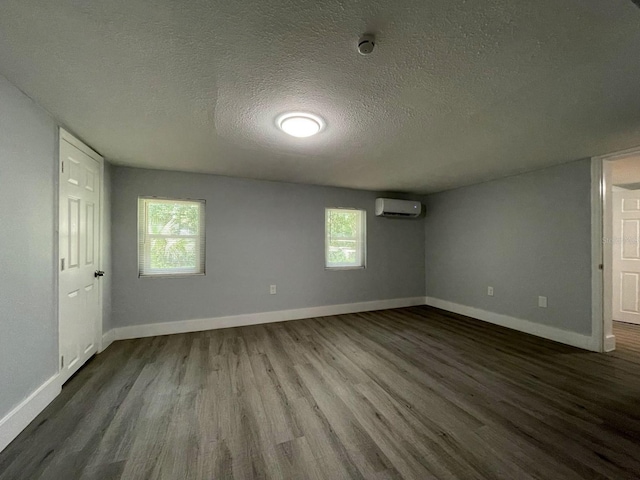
[1,0,640,193]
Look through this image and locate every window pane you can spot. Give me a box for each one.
[326,208,365,268]
[147,201,199,235]
[149,237,197,270]
[327,239,358,265]
[139,197,205,276]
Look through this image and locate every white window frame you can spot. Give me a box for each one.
[325,207,367,270]
[138,197,206,277]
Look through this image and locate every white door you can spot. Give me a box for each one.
[59,131,102,384]
[612,189,640,325]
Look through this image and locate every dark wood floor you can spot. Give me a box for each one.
[2,307,640,479]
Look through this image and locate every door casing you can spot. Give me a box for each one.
[593,146,640,352]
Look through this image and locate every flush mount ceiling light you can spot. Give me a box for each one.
[277,112,324,138]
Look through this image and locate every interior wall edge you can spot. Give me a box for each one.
[100,329,115,353]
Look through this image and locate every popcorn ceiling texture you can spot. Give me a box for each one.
[0,0,639,193]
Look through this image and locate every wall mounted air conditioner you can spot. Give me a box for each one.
[375,198,422,218]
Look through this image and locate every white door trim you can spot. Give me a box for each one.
[60,128,102,159]
[57,128,105,371]
[97,150,107,353]
[591,157,605,352]
[593,146,640,352]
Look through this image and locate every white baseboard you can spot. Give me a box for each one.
[100,329,115,353]
[110,296,426,341]
[0,374,61,453]
[0,295,602,455]
[604,334,616,352]
[424,297,599,351]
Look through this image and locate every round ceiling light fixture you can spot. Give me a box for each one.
[277,112,324,138]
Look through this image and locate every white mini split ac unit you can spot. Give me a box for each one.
[375,198,422,218]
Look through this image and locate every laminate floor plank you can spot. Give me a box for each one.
[346,314,640,471]
[3,307,640,479]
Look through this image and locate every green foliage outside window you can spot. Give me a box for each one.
[326,209,364,267]
[146,201,200,270]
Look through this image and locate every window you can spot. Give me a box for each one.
[138,197,205,277]
[325,208,366,269]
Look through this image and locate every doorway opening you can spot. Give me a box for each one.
[594,147,640,352]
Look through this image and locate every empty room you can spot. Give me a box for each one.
[2,0,640,479]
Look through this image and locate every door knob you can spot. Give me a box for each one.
[94,270,105,278]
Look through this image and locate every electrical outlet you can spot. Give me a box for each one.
[538,296,547,308]
[270,285,277,295]
[487,286,494,296]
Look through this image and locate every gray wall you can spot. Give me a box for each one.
[0,75,58,418]
[102,161,113,332]
[424,159,592,335]
[111,167,425,328]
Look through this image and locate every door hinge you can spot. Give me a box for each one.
[61,161,64,173]
[599,264,604,270]
[61,356,64,368]
[61,258,65,271]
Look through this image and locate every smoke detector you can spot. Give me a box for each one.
[358,34,375,55]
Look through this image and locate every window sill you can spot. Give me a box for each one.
[325,266,366,271]
[139,273,205,279]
